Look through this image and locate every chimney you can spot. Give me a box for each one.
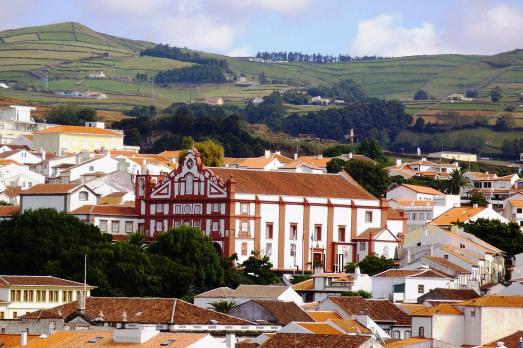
[348,152,353,160]
[21,331,27,346]
[422,157,427,161]
[473,204,478,208]
[294,153,298,160]
[487,203,492,209]
[407,248,411,264]
[396,158,402,166]
[318,154,323,159]
[354,266,361,279]
[264,150,270,158]
[226,333,236,348]
[497,342,506,348]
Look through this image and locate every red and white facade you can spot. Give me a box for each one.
[135,149,405,272]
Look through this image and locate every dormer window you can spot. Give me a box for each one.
[79,191,88,201]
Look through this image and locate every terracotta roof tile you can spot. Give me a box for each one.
[386,337,432,348]
[0,334,37,347]
[21,183,80,195]
[328,319,371,334]
[69,205,138,216]
[431,207,486,226]
[329,296,411,325]
[209,168,376,199]
[239,157,279,169]
[0,205,19,217]
[423,256,471,274]
[231,285,289,299]
[373,269,424,278]
[412,303,463,316]
[306,311,342,322]
[279,160,322,170]
[482,330,523,348]
[251,300,313,325]
[34,125,123,137]
[194,287,235,298]
[417,288,479,303]
[0,275,92,288]
[401,184,444,195]
[292,279,313,291]
[296,156,332,168]
[21,297,251,325]
[260,333,371,348]
[297,322,344,334]
[458,295,523,307]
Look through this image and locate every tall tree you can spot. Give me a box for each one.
[445,169,471,194]
[241,253,279,285]
[344,160,390,197]
[414,89,429,100]
[148,226,225,292]
[344,254,394,276]
[356,138,386,163]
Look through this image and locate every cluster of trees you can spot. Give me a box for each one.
[40,105,96,125]
[113,103,266,157]
[345,255,395,276]
[501,138,523,157]
[307,79,367,102]
[141,44,228,68]
[283,100,411,143]
[413,89,431,100]
[490,86,503,102]
[282,90,310,105]
[255,51,384,63]
[0,209,279,299]
[155,65,227,84]
[460,219,523,256]
[124,105,158,118]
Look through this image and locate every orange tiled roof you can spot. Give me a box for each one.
[386,338,432,348]
[508,200,523,208]
[431,207,486,225]
[482,330,523,348]
[306,311,343,322]
[328,319,371,334]
[329,296,411,325]
[250,300,313,325]
[398,200,434,207]
[0,334,37,347]
[401,184,444,195]
[373,269,423,278]
[159,150,184,158]
[0,205,19,217]
[69,205,138,216]
[22,297,252,325]
[260,333,371,348]
[239,157,279,169]
[458,295,523,307]
[210,168,376,199]
[297,322,344,334]
[412,303,463,316]
[292,279,313,291]
[279,160,322,170]
[0,275,93,288]
[35,125,122,137]
[296,156,332,168]
[423,256,470,274]
[20,183,80,195]
[16,331,211,348]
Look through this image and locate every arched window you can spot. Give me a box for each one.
[392,330,400,339]
[404,330,411,339]
[419,327,425,337]
[79,191,88,201]
[185,175,193,195]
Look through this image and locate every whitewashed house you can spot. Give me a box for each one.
[431,205,508,229]
[0,161,45,190]
[20,183,98,213]
[54,155,119,182]
[0,275,94,319]
[0,149,42,165]
[465,173,518,210]
[371,267,453,303]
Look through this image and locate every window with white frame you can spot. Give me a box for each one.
[241,203,249,215]
[125,221,133,233]
[111,221,120,233]
[365,211,373,223]
[360,242,366,251]
[99,220,107,232]
[79,191,88,201]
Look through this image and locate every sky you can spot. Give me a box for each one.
[1,0,523,57]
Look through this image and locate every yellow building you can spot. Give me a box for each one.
[33,125,124,154]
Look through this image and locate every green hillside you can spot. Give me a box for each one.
[1,22,523,112]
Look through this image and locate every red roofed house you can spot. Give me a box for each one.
[20,183,98,213]
[135,148,405,272]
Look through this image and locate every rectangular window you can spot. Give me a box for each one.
[265,223,273,239]
[485,182,492,188]
[265,243,272,256]
[290,244,296,257]
[156,221,163,232]
[418,284,425,294]
[194,205,202,214]
[62,291,73,302]
[36,290,46,302]
[0,312,4,319]
[241,242,248,256]
[212,221,219,231]
[360,242,366,251]
[99,220,107,232]
[12,312,17,319]
[125,221,133,233]
[156,204,163,213]
[314,225,322,241]
[174,205,182,214]
[241,221,249,232]
[289,223,298,240]
[474,182,481,188]
[518,208,523,214]
[10,290,21,302]
[23,290,33,302]
[241,203,249,215]
[338,226,346,242]
[79,191,88,201]
[194,220,201,229]
[213,203,219,212]
[49,291,59,302]
[111,221,120,233]
[365,211,373,223]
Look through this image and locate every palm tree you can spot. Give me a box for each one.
[208,301,236,314]
[446,168,471,195]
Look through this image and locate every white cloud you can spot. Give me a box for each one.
[226,0,311,13]
[95,0,169,14]
[227,45,253,57]
[351,14,442,57]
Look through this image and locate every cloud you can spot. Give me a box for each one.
[227,45,254,57]
[226,0,312,13]
[351,14,442,57]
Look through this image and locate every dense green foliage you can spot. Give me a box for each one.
[141,44,228,68]
[0,209,194,297]
[356,138,386,163]
[241,253,279,285]
[208,301,236,313]
[445,169,472,194]
[341,290,372,298]
[414,89,430,100]
[178,139,225,167]
[460,219,523,256]
[344,160,390,197]
[326,158,346,173]
[345,255,395,276]
[256,51,384,63]
[290,272,312,285]
[245,92,286,130]
[125,105,158,118]
[282,90,310,105]
[155,65,227,84]
[113,103,266,157]
[148,226,225,292]
[469,193,488,207]
[490,86,503,102]
[307,79,367,102]
[283,100,411,142]
[42,105,96,125]
[322,144,355,157]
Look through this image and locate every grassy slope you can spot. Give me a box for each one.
[1,22,523,113]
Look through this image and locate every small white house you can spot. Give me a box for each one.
[0,105,35,122]
[57,155,119,182]
[372,267,454,303]
[20,183,98,213]
[0,149,42,165]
